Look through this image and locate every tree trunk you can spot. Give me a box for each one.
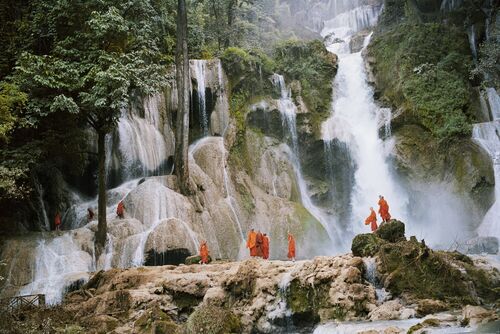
[95,130,107,252]
[175,0,191,195]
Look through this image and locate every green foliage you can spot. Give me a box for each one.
[274,39,337,115]
[471,27,500,89]
[368,22,473,140]
[0,83,26,143]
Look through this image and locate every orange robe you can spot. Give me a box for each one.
[365,209,378,232]
[54,213,61,229]
[246,231,257,257]
[117,201,124,218]
[378,199,391,222]
[199,243,209,264]
[287,235,296,259]
[256,232,264,257]
[262,235,270,260]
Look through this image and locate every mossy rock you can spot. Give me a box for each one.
[375,220,405,243]
[184,305,241,334]
[351,233,385,257]
[185,255,212,265]
[408,318,440,334]
[285,279,330,324]
[134,306,180,334]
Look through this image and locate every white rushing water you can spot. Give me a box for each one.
[473,119,500,240]
[320,2,408,235]
[192,59,209,135]
[271,74,343,250]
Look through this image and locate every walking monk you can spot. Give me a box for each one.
[378,195,391,223]
[199,241,209,264]
[246,229,257,257]
[365,207,378,232]
[262,233,270,260]
[287,233,296,261]
[256,230,264,257]
[54,212,62,231]
[117,200,125,219]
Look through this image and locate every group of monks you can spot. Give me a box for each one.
[364,195,391,232]
[246,229,296,261]
[198,229,297,264]
[246,229,270,259]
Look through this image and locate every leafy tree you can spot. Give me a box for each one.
[12,0,169,249]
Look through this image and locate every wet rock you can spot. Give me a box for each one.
[184,304,241,334]
[352,233,384,257]
[375,220,405,243]
[462,305,498,325]
[416,299,448,317]
[368,299,415,321]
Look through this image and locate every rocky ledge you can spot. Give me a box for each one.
[2,222,499,334]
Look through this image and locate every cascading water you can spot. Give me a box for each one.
[320,2,408,235]
[271,74,342,249]
[473,119,500,240]
[192,60,209,135]
[363,257,390,304]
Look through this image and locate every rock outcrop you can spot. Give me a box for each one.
[352,221,500,305]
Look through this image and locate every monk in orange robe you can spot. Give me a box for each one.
[262,233,270,260]
[199,241,209,264]
[256,231,264,257]
[287,233,296,261]
[246,229,257,257]
[117,201,125,219]
[378,195,391,222]
[54,212,62,231]
[365,207,378,232]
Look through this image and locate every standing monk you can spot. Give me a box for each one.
[199,241,209,264]
[117,201,125,219]
[365,207,378,232]
[378,195,391,223]
[246,229,257,257]
[256,230,264,257]
[287,233,296,261]
[54,212,62,231]
[262,233,270,260]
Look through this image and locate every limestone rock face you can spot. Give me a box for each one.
[61,256,378,333]
[462,305,498,325]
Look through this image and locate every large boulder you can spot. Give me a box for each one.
[375,220,405,243]
[184,304,241,334]
[351,233,384,257]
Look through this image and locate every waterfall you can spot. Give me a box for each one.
[321,3,408,235]
[220,140,245,242]
[486,88,500,120]
[473,119,500,240]
[363,257,390,304]
[440,0,464,11]
[467,25,478,62]
[192,60,209,135]
[19,233,94,304]
[271,74,342,249]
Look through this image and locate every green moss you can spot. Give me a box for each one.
[351,233,385,257]
[375,220,406,242]
[285,279,329,320]
[185,305,241,334]
[274,39,337,133]
[368,22,474,141]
